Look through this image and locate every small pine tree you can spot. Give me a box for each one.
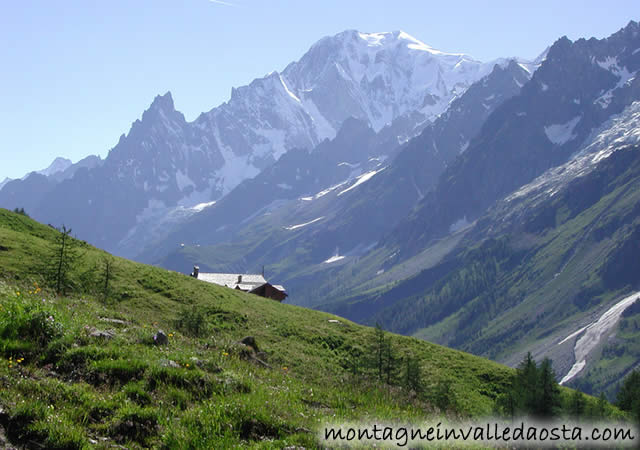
[43,225,80,295]
[344,347,363,377]
[368,323,399,385]
[382,338,399,385]
[496,390,517,419]
[568,388,587,418]
[595,392,609,419]
[101,255,115,301]
[373,323,386,381]
[13,207,29,217]
[433,380,455,412]
[403,356,424,394]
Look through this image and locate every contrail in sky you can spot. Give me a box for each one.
[209,0,238,6]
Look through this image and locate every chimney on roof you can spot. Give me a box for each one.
[237,275,242,284]
[192,265,199,278]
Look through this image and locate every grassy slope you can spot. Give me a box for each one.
[0,208,537,449]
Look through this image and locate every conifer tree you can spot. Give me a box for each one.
[594,392,609,419]
[44,225,80,295]
[101,255,115,300]
[506,353,561,417]
[403,356,424,394]
[616,370,640,421]
[537,358,561,417]
[374,323,385,380]
[382,338,399,385]
[513,352,538,413]
[369,323,399,385]
[13,207,28,217]
[568,389,586,418]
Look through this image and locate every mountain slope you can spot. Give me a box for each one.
[328,97,640,398]
[152,60,532,304]
[386,21,640,261]
[294,22,640,398]
[130,117,392,261]
[0,207,570,448]
[0,155,102,217]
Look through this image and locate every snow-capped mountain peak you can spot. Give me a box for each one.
[6,29,531,258]
[356,30,455,55]
[279,29,495,133]
[36,157,73,177]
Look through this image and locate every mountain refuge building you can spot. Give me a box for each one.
[190,266,287,302]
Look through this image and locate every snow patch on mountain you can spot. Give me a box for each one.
[279,74,301,103]
[594,60,637,109]
[338,167,386,196]
[580,102,640,162]
[116,197,217,258]
[560,291,640,384]
[213,128,261,196]
[37,157,73,177]
[313,181,350,200]
[284,216,325,230]
[506,102,640,206]
[544,116,581,145]
[449,216,471,233]
[176,170,195,192]
[191,201,217,212]
[324,254,346,264]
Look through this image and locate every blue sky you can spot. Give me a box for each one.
[1,1,638,179]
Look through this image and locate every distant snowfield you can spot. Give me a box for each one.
[299,180,347,201]
[338,167,386,196]
[559,291,640,384]
[284,216,324,231]
[191,201,216,212]
[544,116,581,145]
[507,101,640,204]
[324,254,345,264]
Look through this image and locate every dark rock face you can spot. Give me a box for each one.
[386,21,640,260]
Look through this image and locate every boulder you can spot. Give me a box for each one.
[160,359,181,369]
[88,328,115,340]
